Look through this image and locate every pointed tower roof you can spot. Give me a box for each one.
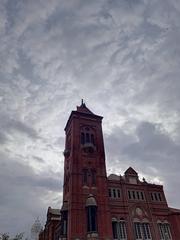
[124,167,138,176]
[76,99,94,114]
[64,100,102,131]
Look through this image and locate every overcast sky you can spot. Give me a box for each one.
[0,0,180,237]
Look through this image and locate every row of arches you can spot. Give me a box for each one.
[81,132,95,145]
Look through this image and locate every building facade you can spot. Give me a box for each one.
[39,207,60,240]
[40,102,180,240]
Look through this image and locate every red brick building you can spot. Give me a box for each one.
[39,207,60,240]
[40,102,180,240]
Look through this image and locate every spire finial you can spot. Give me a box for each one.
[81,99,86,107]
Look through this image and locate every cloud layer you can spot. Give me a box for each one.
[0,0,180,236]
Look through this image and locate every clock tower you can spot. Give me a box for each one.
[61,101,112,240]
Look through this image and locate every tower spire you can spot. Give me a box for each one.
[81,99,85,107]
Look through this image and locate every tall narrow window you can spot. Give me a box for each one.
[63,211,68,235]
[60,210,68,236]
[117,189,121,198]
[91,134,95,145]
[113,189,116,198]
[154,193,158,201]
[142,223,151,239]
[87,206,97,232]
[86,133,90,143]
[151,193,154,201]
[158,223,164,239]
[164,223,171,239]
[137,191,140,200]
[158,193,162,201]
[81,132,85,144]
[141,192,144,200]
[128,190,131,199]
[112,219,127,240]
[86,195,98,233]
[112,221,118,239]
[109,189,112,198]
[158,222,172,240]
[132,191,136,199]
[119,220,127,239]
[134,222,142,239]
[134,222,152,240]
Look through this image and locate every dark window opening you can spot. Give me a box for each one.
[137,191,140,200]
[91,134,95,145]
[112,221,118,239]
[158,223,171,239]
[141,192,144,200]
[158,193,162,201]
[117,189,121,198]
[132,191,136,199]
[113,189,116,198]
[112,220,127,239]
[108,189,112,198]
[154,193,158,201]
[151,193,154,201]
[60,211,68,236]
[134,222,142,239]
[87,206,97,232]
[134,222,151,240]
[128,190,131,199]
[81,132,85,144]
[86,133,90,143]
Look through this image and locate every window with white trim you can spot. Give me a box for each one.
[112,219,127,240]
[109,188,121,199]
[128,190,145,201]
[150,192,163,202]
[134,222,152,240]
[158,222,172,240]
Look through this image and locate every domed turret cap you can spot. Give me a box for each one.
[85,194,97,207]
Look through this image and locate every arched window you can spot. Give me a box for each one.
[80,127,95,146]
[112,218,127,240]
[134,219,151,240]
[86,195,98,233]
[157,221,172,240]
[87,206,97,232]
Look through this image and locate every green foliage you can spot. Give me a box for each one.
[0,233,24,240]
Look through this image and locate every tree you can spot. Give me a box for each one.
[0,233,24,240]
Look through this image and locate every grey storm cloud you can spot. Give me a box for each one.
[123,121,180,164]
[0,116,39,143]
[105,121,180,207]
[0,0,180,236]
[0,152,62,235]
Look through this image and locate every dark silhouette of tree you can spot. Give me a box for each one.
[0,233,24,240]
